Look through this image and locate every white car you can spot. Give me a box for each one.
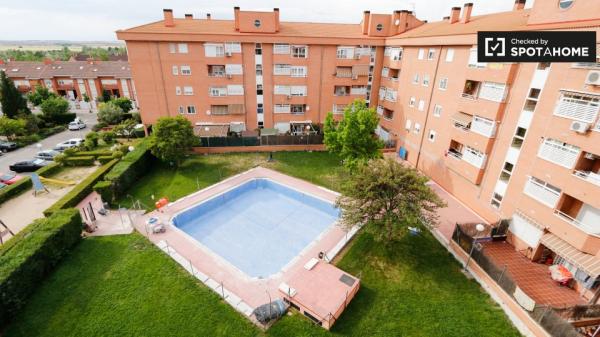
[68,120,86,130]
[54,138,84,151]
[35,150,61,160]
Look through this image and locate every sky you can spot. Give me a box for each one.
[0,0,532,41]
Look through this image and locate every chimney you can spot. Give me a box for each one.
[398,10,410,34]
[185,14,193,20]
[392,10,401,34]
[443,16,450,21]
[450,7,461,24]
[163,9,175,27]
[362,11,370,35]
[234,6,240,31]
[460,3,473,24]
[274,8,280,32]
[206,13,211,20]
[513,0,526,10]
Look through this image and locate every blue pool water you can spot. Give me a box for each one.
[172,178,339,278]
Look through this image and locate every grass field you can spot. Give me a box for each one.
[5,152,522,337]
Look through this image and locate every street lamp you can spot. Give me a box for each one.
[464,223,485,271]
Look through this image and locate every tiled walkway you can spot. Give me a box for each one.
[483,241,584,308]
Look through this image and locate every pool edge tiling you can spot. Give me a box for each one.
[133,167,360,329]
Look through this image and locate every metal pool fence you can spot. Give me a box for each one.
[198,134,324,147]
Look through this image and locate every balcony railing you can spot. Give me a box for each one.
[554,209,600,236]
[447,150,462,160]
[573,170,600,187]
[461,93,476,100]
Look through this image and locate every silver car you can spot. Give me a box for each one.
[35,150,61,160]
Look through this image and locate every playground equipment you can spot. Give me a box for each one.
[39,176,76,186]
[31,173,49,196]
[0,220,14,244]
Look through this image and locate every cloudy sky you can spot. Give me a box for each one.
[0,0,531,41]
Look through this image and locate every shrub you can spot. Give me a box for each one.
[0,177,32,205]
[92,122,108,132]
[71,150,113,158]
[92,180,112,202]
[97,155,115,164]
[100,131,116,144]
[104,139,153,200]
[40,97,71,125]
[36,162,61,177]
[64,156,95,167]
[0,208,81,328]
[14,134,41,148]
[111,150,124,159]
[84,131,99,150]
[111,97,133,113]
[44,159,118,216]
[97,101,124,125]
[37,125,66,138]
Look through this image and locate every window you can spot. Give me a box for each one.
[224,42,241,53]
[291,104,305,114]
[384,47,391,57]
[175,86,182,95]
[257,103,264,113]
[225,64,243,75]
[427,48,435,60]
[468,47,486,68]
[180,65,191,75]
[274,85,291,95]
[418,99,425,111]
[554,91,600,123]
[256,84,263,95]
[209,87,226,96]
[208,65,225,77]
[255,43,262,55]
[417,48,425,60]
[226,84,244,96]
[178,106,185,114]
[390,48,403,61]
[204,43,225,57]
[422,74,430,87]
[254,19,261,27]
[256,64,262,75]
[412,74,419,84]
[183,86,193,95]
[187,105,196,114]
[172,65,179,75]
[336,46,355,59]
[414,123,421,133]
[291,66,307,77]
[559,0,574,9]
[169,43,177,53]
[433,105,442,117]
[381,67,389,77]
[428,130,436,142]
[274,104,291,113]
[376,24,383,31]
[405,119,412,130]
[479,82,507,102]
[290,86,307,96]
[439,78,448,90]
[291,45,307,58]
[273,64,291,75]
[178,43,188,53]
[273,44,290,54]
[445,48,454,62]
[211,105,229,115]
[409,97,416,107]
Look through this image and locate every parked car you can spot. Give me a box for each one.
[9,159,48,173]
[68,120,86,131]
[0,173,23,185]
[0,141,18,152]
[54,138,83,151]
[35,150,61,161]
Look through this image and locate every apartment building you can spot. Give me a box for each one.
[0,60,137,105]
[119,1,600,300]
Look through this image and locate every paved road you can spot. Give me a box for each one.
[0,110,98,174]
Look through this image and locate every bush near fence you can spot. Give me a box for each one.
[198,134,324,147]
[63,156,95,167]
[101,139,154,200]
[0,163,61,205]
[43,159,119,217]
[70,150,113,159]
[0,208,81,328]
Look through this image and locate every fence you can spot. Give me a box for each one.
[452,224,580,337]
[198,134,324,147]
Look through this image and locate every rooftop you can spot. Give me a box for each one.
[0,60,132,80]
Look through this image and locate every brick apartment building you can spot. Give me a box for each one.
[0,60,137,108]
[118,0,600,301]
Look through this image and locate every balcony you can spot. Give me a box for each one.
[537,138,580,169]
[445,141,485,185]
[523,176,561,209]
[208,65,226,77]
[555,194,600,236]
[573,152,600,188]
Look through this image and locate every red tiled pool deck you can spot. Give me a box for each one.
[131,167,360,326]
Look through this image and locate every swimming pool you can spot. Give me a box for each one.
[172,178,339,278]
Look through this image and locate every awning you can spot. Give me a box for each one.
[260,128,278,136]
[335,67,352,78]
[194,124,229,137]
[290,120,312,124]
[352,64,370,76]
[229,122,246,133]
[228,104,245,115]
[451,112,472,127]
[541,233,600,278]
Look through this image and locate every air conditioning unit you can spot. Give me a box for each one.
[226,74,233,79]
[225,51,233,57]
[585,71,600,85]
[570,120,591,133]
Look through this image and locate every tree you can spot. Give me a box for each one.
[150,116,196,166]
[337,158,446,245]
[324,100,383,169]
[113,118,137,140]
[0,117,26,140]
[40,96,70,123]
[100,131,116,144]
[84,131,99,150]
[0,71,31,118]
[97,101,124,125]
[111,97,133,113]
[27,85,57,106]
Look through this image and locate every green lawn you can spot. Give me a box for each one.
[5,152,522,337]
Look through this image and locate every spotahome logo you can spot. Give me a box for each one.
[478,31,596,63]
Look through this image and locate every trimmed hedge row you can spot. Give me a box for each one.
[97,155,115,164]
[43,159,119,217]
[102,139,154,200]
[92,180,112,202]
[0,208,82,328]
[70,150,113,158]
[64,156,95,167]
[0,163,61,205]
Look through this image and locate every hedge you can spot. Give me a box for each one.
[103,139,154,199]
[92,180,112,202]
[64,156,95,167]
[0,208,82,328]
[70,150,113,159]
[0,163,61,205]
[43,159,119,217]
[97,155,115,164]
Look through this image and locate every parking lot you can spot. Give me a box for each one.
[0,110,97,174]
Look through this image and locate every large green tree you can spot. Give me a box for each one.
[0,71,31,118]
[27,85,57,106]
[324,99,383,169]
[111,97,133,113]
[337,158,446,245]
[0,116,26,140]
[150,116,196,166]
[40,96,70,122]
[97,101,124,125]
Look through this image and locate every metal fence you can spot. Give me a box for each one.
[198,134,324,147]
[452,225,580,337]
